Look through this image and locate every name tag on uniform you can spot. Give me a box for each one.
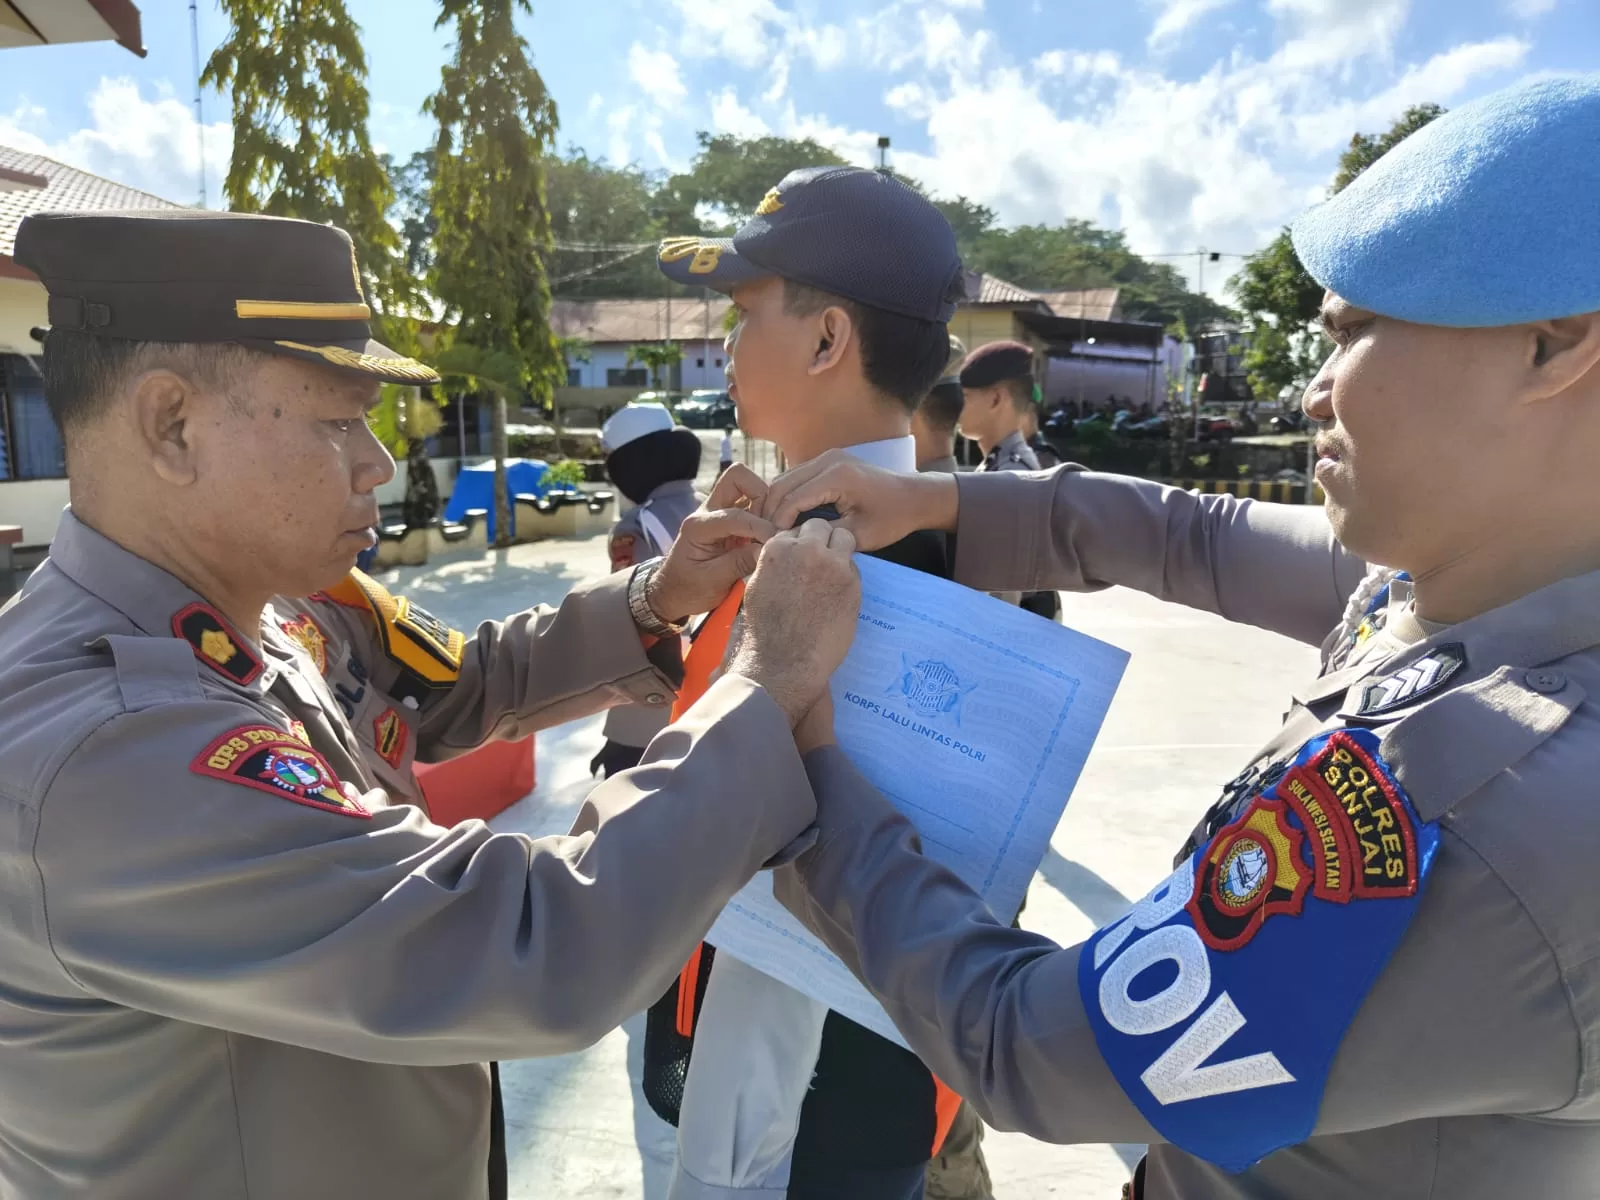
[1078,727,1439,1172]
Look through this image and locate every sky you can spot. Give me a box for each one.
[0,0,1595,297]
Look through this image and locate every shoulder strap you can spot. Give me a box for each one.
[637,505,677,558]
[670,582,744,722]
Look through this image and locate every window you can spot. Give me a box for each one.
[696,358,705,368]
[0,355,64,481]
[715,358,724,368]
[607,367,647,387]
[566,368,582,387]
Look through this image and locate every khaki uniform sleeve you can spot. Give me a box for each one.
[953,468,1368,646]
[775,748,1577,1148]
[316,568,680,761]
[36,676,812,1065]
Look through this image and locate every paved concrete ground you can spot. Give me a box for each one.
[378,514,1320,1199]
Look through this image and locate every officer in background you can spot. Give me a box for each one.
[958,340,1040,473]
[758,75,1600,1198]
[911,335,967,474]
[593,402,706,778]
[957,340,1061,620]
[0,209,861,1200]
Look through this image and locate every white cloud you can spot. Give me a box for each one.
[1291,36,1529,150]
[0,78,230,208]
[1268,0,1410,69]
[670,0,786,68]
[709,88,771,138]
[1507,0,1556,16]
[681,0,1531,300]
[1148,0,1237,48]
[628,44,687,107]
[606,104,636,166]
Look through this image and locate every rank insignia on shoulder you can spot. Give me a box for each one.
[1079,727,1438,1174]
[192,725,369,818]
[1356,644,1465,716]
[372,707,409,769]
[279,613,329,675]
[172,603,264,687]
[323,569,465,691]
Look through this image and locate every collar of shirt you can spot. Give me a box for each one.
[834,435,916,473]
[645,478,699,506]
[49,509,283,692]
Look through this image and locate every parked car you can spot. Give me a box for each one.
[674,389,736,428]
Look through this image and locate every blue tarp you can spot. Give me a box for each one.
[443,459,552,542]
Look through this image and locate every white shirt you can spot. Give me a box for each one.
[669,433,919,1200]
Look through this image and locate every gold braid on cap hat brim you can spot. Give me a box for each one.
[275,340,439,384]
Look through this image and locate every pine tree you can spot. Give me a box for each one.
[204,0,404,311]
[426,0,561,548]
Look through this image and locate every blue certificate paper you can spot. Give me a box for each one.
[702,554,1130,1045]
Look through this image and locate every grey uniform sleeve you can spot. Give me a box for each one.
[952,468,1368,646]
[774,747,1578,1147]
[36,675,812,1065]
[318,568,680,760]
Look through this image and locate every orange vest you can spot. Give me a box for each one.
[667,584,964,1158]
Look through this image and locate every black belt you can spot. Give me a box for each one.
[488,1062,507,1200]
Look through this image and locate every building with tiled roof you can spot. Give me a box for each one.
[1,145,179,349]
[0,146,180,545]
[550,295,733,392]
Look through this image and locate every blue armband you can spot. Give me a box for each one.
[1079,728,1439,1172]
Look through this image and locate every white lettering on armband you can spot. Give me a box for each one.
[1093,860,1296,1107]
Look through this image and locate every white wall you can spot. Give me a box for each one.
[0,478,69,546]
[566,342,728,392]
[0,276,46,356]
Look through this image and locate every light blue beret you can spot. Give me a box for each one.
[1291,75,1600,328]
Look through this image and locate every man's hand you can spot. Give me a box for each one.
[727,518,860,726]
[794,692,836,755]
[649,464,774,621]
[762,449,958,549]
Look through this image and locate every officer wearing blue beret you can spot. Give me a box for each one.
[752,75,1600,1198]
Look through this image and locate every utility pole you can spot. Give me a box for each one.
[190,0,206,208]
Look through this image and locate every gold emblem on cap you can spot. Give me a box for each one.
[349,242,364,296]
[659,236,703,263]
[200,629,237,666]
[755,188,785,216]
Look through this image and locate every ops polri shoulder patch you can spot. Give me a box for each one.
[191,724,369,818]
[1078,727,1438,1173]
[172,602,264,687]
[322,569,466,691]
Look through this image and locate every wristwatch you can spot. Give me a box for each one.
[628,558,688,637]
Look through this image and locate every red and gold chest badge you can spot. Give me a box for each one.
[173,603,264,686]
[191,725,369,818]
[372,707,409,769]
[279,613,330,675]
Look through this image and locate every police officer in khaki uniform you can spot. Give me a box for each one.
[0,209,861,1200]
[757,76,1600,1197]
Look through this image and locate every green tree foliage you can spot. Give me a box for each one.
[204,0,402,309]
[1230,103,1446,401]
[627,342,684,389]
[545,149,666,297]
[426,0,562,547]
[657,133,850,231]
[1332,104,1445,194]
